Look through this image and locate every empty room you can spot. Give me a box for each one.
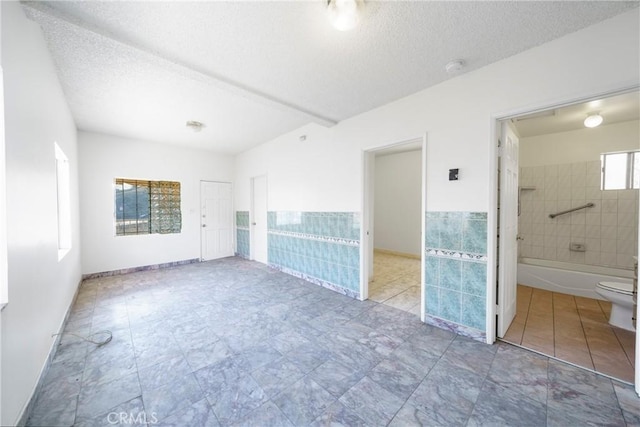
[1,1,639,426]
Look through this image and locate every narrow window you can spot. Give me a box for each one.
[601,151,640,190]
[55,143,72,260]
[115,178,181,236]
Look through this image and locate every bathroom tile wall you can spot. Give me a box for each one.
[424,212,488,339]
[267,211,360,298]
[235,211,250,259]
[519,161,639,269]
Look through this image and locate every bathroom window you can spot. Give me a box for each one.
[115,178,181,236]
[601,151,640,190]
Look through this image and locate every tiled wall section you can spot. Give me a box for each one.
[268,212,360,298]
[425,212,487,338]
[236,211,250,259]
[519,161,639,269]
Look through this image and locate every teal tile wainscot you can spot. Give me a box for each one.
[268,211,361,298]
[236,211,250,259]
[425,211,487,341]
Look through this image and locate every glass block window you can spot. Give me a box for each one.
[601,151,640,190]
[115,179,181,236]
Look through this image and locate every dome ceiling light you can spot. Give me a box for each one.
[584,113,603,128]
[327,0,360,31]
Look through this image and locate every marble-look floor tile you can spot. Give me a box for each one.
[206,374,268,424]
[74,396,147,427]
[154,398,219,427]
[137,355,192,393]
[309,400,367,427]
[339,377,405,426]
[250,357,305,399]
[232,400,293,427]
[272,377,336,426]
[142,373,204,422]
[487,343,549,404]
[76,372,141,420]
[308,358,366,399]
[24,258,638,426]
[467,380,547,427]
[407,358,483,426]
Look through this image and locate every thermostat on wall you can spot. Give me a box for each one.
[449,169,459,181]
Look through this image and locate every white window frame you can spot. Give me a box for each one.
[601,150,640,191]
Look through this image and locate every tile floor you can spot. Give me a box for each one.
[503,285,636,383]
[369,251,420,316]
[27,258,639,426]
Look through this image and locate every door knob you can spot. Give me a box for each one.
[252,222,257,225]
[202,224,207,228]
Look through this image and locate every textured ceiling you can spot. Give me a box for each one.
[22,1,639,154]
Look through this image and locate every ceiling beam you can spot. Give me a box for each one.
[21,1,338,127]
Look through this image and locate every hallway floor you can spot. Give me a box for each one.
[27,258,639,426]
[503,285,636,383]
[369,251,421,316]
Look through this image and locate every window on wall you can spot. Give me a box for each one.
[115,179,182,236]
[55,143,72,260]
[601,151,640,190]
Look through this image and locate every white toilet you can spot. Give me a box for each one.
[595,281,636,332]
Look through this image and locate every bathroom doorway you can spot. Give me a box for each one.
[361,137,425,317]
[496,90,639,384]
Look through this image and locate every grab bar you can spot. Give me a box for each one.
[549,203,595,219]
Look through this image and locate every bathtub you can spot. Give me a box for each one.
[517,258,634,299]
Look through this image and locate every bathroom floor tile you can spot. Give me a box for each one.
[503,284,635,384]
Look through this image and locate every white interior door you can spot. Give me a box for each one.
[497,121,520,337]
[200,181,233,261]
[251,175,268,264]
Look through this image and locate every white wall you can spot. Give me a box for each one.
[520,120,640,167]
[374,150,422,255]
[79,132,234,274]
[1,2,82,425]
[234,10,640,338]
[235,10,639,216]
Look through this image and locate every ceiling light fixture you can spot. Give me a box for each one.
[186,120,204,132]
[584,113,603,128]
[445,59,465,74]
[327,0,360,31]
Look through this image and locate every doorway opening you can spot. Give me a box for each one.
[495,90,639,385]
[362,137,425,317]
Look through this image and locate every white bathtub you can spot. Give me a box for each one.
[517,258,634,299]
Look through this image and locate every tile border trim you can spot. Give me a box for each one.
[269,264,360,299]
[82,258,200,280]
[425,248,487,262]
[425,314,486,343]
[268,230,360,247]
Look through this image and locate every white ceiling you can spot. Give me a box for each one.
[22,1,639,154]
[512,90,640,138]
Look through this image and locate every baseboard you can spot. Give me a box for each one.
[16,277,83,427]
[82,258,200,280]
[374,248,421,260]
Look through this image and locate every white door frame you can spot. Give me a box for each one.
[250,174,268,263]
[489,85,640,393]
[360,135,427,322]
